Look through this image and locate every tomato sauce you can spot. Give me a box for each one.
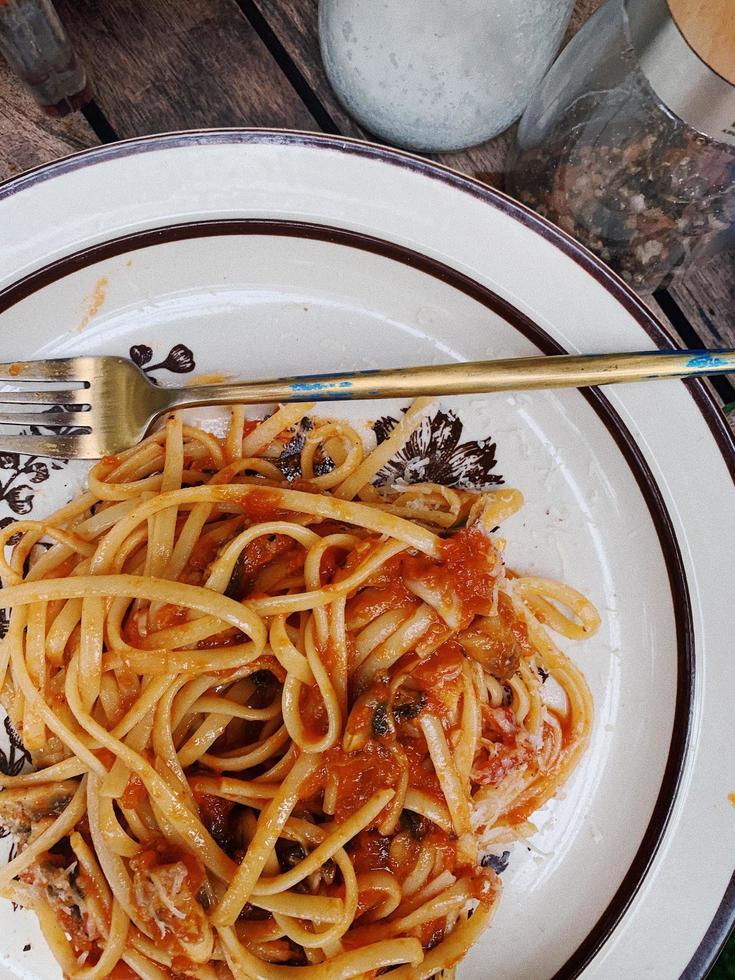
[411,641,465,719]
[472,705,531,788]
[424,827,457,873]
[415,618,452,655]
[186,535,221,572]
[247,533,295,575]
[420,917,446,950]
[302,740,401,826]
[349,830,392,874]
[299,684,329,740]
[109,965,140,980]
[354,883,388,918]
[469,872,498,906]
[350,525,498,629]
[171,956,199,975]
[402,739,442,799]
[195,628,245,649]
[437,525,499,616]
[332,742,400,825]
[129,841,205,949]
[319,545,347,583]
[56,906,97,959]
[93,748,115,770]
[238,489,290,523]
[226,532,301,598]
[346,581,416,627]
[130,841,204,889]
[120,773,146,809]
[122,611,146,647]
[399,524,499,623]
[338,538,383,579]
[154,604,189,631]
[193,791,236,849]
[348,827,427,883]
[502,794,544,827]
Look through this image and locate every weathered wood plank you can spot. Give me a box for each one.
[0,59,98,183]
[668,250,735,428]
[437,131,514,190]
[647,284,735,433]
[669,251,735,351]
[245,0,363,139]
[52,0,318,137]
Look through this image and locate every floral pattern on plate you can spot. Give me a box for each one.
[373,408,503,489]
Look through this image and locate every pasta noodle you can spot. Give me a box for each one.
[0,401,599,979]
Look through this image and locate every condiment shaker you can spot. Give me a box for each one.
[506,0,735,292]
[0,0,90,116]
[319,0,575,152]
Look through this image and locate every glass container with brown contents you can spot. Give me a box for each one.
[506,0,735,292]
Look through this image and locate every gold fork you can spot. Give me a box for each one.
[0,349,733,459]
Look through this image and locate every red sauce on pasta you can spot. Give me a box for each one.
[302,740,401,826]
[299,685,329,739]
[358,525,499,625]
[93,748,115,769]
[331,743,400,825]
[109,965,139,980]
[437,524,499,616]
[120,773,146,808]
[403,740,443,799]
[239,489,289,523]
[420,918,446,950]
[154,603,189,630]
[412,641,465,718]
[129,841,206,951]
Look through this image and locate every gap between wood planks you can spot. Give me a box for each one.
[233,0,341,134]
[654,290,735,408]
[81,101,120,143]
[52,0,318,135]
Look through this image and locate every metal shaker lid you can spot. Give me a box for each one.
[625,0,735,147]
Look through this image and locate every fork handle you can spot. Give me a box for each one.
[163,349,735,410]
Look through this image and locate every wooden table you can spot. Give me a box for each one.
[1,0,734,433]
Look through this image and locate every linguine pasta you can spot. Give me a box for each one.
[0,400,599,979]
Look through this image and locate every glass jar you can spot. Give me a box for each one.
[506,0,735,292]
[319,0,575,152]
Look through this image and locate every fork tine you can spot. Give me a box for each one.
[0,434,98,460]
[0,359,85,382]
[0,411,91,428]
[0,389,90,405]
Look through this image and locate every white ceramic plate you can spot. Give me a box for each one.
[0,132,732,980]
